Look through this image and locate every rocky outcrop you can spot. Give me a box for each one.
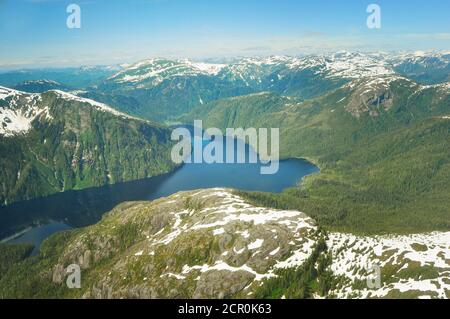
[38,189,449,299]
[346,76,400,117]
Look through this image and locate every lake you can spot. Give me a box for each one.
[0,130,318,251]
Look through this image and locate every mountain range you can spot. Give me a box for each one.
[184,74,450,234]
[0,51,449,299]
[2,51,446,122]
[0,86,176,205]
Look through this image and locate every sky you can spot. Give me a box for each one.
[0,0,449,69]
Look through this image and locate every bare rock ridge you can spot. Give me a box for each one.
[41,188,449,299]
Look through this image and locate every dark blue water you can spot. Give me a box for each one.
[0,131,318,250]
[4,223,72,256]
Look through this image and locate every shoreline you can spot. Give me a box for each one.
[0,226,32,244]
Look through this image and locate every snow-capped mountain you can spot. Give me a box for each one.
[1,50,449,300]
[0,86,176,205]
[325,72,449,118]
[217,51,395,85]
[97,52,401,120]
[217,56,294,87]
[388,51,450,84]
[106,52,397,89]
[4,51,449,122]
[0,86,138,137]
[0,87,50,137]
[106,51,415,93]
[13,79,68,93]
[108,58,226,86]
[308,51,394,79]
[389,51,450,68]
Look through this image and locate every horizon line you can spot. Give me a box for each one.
[1,49,450,72]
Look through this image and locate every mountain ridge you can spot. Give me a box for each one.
[184,72,450,234]
[0,86,176,205]
[87,51,450,121]
[0,189,448,299]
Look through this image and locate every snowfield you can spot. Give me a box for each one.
[0,86,49,136]
[0,86,145,137]
[125,189,449,299]
[50,90,139,120]
[105,51,416,88]
[109,58,227,84]
[328,232,450,299]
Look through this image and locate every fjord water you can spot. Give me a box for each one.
[0,131,318,250]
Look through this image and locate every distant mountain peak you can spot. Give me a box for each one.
[108,58,227,84]
[0,86,144,137]
[21,79,61,86]
[49,89,139,120]
[0,86,48,136]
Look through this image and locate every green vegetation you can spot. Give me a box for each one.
[254,233,334,299]
[0,196,221,299]
[183,196,205,213]
[0,244,34,281]
[0,231,75,298]
[0,91,177,205]
[0,189,447,299]
[194,80,450,234]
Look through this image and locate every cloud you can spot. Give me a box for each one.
[242,46,272,52]
[402,33,450,40]
[435,33,450,40]
[302,31,328,37]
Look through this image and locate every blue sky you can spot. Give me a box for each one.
[0,0,449,68]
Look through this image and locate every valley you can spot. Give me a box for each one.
[0,87,177,205]
[0,132,317,246]
[0,50,449,299]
